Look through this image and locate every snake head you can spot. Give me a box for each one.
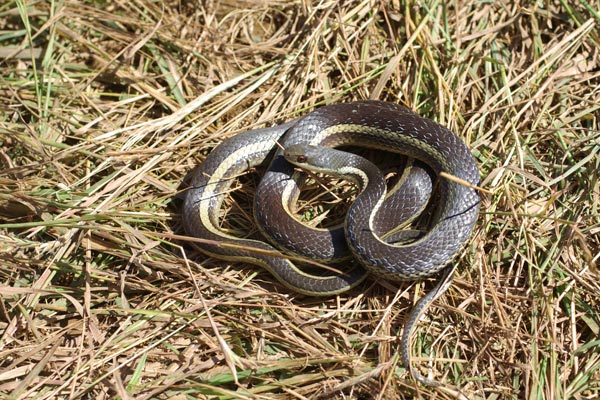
[283,144,313,167]
[282,144,378,189]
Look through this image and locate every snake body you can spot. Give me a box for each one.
[182,100,480,385]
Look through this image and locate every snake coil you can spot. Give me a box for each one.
[183,100,480,386]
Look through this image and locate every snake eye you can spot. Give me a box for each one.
[296,155,308,163]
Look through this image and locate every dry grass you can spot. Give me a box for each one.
[1,0,599,399]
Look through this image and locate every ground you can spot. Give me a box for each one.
[0,1,599,399]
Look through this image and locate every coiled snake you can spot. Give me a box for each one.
[183,100,480,386]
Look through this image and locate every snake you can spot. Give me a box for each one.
[182,100,480,386]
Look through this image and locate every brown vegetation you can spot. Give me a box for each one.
[1,0,599,399]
